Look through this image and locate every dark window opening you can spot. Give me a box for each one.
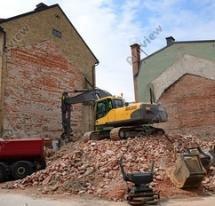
[52,28,62,38]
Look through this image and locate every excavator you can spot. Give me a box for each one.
[61,88,168,141]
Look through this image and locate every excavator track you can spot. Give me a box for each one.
[84,126,165,141]
[110,126,165,141]
[83,130,110,140]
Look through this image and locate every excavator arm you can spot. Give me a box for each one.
[61,88,111,141]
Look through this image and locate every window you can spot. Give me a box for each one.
[96,99,112,119]
[112,99,124,108]
[52,28,62,38]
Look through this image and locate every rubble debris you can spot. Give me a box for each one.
[2,134,215,200]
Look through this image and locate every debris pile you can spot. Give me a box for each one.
[3,134,215,200]
[202,166,215,191]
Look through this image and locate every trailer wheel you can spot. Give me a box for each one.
[11,161,34,180]
[0,162,8,182]
[40,159,46,170]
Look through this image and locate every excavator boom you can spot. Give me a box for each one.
[62,89,112,104]
[61,88,111,141]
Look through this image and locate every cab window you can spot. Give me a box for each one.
[112,99,124,108]
[96,99,112,119]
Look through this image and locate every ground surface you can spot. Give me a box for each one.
[0,190,125,206]
[0,191,215,206]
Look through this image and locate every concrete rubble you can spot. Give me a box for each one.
[2,134,215,200]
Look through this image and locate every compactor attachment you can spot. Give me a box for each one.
[119,157,160,205]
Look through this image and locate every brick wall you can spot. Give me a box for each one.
[0,6,98,139]
[158,74,215,137]
[0,6,97,82]
[3,41,84,139]
[0,32,4,135]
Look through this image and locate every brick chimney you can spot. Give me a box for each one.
[35,3,48,11]
[130,43,141,77]
[166,36,175,46]
[130,43,141,101]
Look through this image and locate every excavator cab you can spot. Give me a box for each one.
[95,97,124,119]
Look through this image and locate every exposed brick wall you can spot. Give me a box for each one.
[0,32,4,135]
[0,6,98,139]
[3,41,84,139]
[0,6,97,83]
[158,74,215,137]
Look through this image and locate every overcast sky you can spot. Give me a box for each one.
[1,0,215,101]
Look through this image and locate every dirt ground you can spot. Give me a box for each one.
[0,190,125,206]
[0,190,215,206]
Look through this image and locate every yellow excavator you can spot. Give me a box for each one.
[61,88,168,141]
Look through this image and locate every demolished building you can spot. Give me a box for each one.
[130,37,215,136]
[0,3,98,139]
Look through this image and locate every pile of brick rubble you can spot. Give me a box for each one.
[3,134,215,200]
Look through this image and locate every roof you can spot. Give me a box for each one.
[0,3,99,64]
[141,39,215,62]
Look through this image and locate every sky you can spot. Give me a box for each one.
[0,0,215,101]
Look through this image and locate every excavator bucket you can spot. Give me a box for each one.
[170,154,206,189]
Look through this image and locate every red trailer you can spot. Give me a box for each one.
[0,138,46,182]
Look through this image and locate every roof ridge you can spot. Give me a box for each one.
[141,39,215,62]
[0,4,59,24]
